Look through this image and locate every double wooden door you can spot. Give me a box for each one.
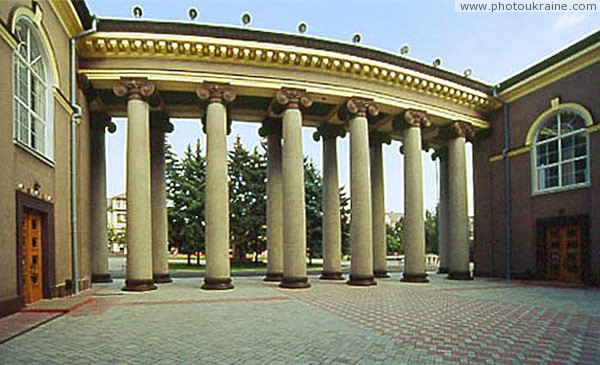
[545,224,582,283]
[22,210,43,304]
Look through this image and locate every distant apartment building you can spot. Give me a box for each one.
[385,211,404,227]
[107,193,127,252]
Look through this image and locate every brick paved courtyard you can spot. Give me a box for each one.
[1,274,599,364]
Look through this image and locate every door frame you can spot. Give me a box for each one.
[16,190,55,301]
[536,214,590,284]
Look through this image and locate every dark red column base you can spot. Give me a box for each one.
[401,273,430,283]
[202,277,234,290]
[437,267,449,274]
[320,271,345,280]
[263,272,283,282]
[347,274,377,286]
[448,271,473,280]
[279,276,311,289]
[122,279,157,292]
[153,273,173,284]
[91,273,113,283]
[374,270,390,278]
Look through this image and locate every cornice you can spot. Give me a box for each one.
[498,42,600,103]
[77,32,495,112]
[48,0,84,37]
[78,68,491,129]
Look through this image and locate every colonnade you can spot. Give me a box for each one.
[88,78,474,291]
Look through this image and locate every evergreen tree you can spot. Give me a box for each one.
[304,158,323,264]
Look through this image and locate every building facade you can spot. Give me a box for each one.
[0,0,596,318]
[473,31,600,284]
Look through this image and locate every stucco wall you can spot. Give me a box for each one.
[474,63,600,283]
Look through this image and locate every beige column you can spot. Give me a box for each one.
[314,125,346,280]
[114,79,157,291]
[338,98,379,286]
[398,110,430,283]
[447,122,473,280]
[90,111,114,283]
[370,133,391,278]
[276,88,312,289]
[150,112,174,284]
[259,119,284,282]
[436,147,450,274]
[196,84,236,290]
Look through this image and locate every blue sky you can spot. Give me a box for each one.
[88,0,600,213]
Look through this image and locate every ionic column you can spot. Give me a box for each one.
[90,111,115,283]
[196,84,236,290]
[447,122,474,280]
[338,98,379,286]
[434,147,450,274]
[275,88,312,289]
[314,125,346,280]
[259,119,284,282]
[370,132,391,278]
[397,110,431,283]
[150,112,174,284]
[114,79,157,291]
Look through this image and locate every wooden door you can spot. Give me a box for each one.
[22,210,43,304]
[545,224,582,283]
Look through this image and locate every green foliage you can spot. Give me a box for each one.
[385,208,439,255]
[107,224,125,250]
[424,208,439,254]
[228,136,267,264]
[386,218,404,255]
[165,135,351,265]
[166,141,206,263]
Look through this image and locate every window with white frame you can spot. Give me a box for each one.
[13,16,52,159]
[533,110,589,192]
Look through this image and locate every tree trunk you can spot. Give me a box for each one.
[187,252,191,266]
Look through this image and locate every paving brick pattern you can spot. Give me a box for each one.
[0,274,598,364]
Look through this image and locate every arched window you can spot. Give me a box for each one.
[13,16,52,159]
[533,110,589,192]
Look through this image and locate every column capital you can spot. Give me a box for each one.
[442,121,476,141]
[150,111,174,133]
[90,111,117,133]
[113,78,155,101]
[337,98,380,122]
[313,124,346,142]
[273,88,312,113]
[258,118,282,138]
[369,131,391,146]
[196,83,236,105]
[393,109,432,131]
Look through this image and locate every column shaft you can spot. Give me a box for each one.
[280,108,310,288]
[448,137,472,280]
[370,143,389,278]
[150,123,172,283]
[437,151,450,274]
[321,136,343,280]
[402,126,429,282]
[90,121,112,283]
[203,102,234,289]
[348,116,376,286]
[264,132,284,281]
[124,98,156,291]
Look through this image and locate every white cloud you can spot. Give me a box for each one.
[553,12,589,32]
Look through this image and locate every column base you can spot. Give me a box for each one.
[448,271,473,280]
[153,273,173,284]
[263,272,283,282]
[347,274,377,286]
[279,276,311,289]
[202,277,234,290]
[374,270,390,278]
[401,272,429,283]
[91,273,113,283]
[437,267,449,274]
[320,271,344,280]
[122,279,157,292]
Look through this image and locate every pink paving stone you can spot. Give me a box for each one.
[0,312,61,343]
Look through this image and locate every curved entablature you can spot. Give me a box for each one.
[77,17,495,143]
